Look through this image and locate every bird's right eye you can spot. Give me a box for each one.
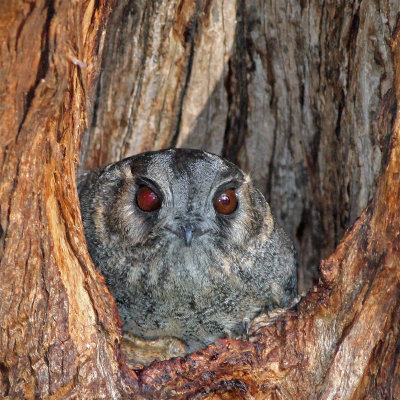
[136,186,161,212]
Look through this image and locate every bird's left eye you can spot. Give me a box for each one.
[136,186,161,212]
[213,189,237,215]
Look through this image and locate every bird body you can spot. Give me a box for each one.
[78,149,297,352]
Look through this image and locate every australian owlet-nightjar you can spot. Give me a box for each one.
[78,148,297,353]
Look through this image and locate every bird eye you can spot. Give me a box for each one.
[213,189,237,215]
[136,186,161,212]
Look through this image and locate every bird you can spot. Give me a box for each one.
[78,148,297,353]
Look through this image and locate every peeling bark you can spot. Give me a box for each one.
[0,0,399,399]
[0,1,134,398]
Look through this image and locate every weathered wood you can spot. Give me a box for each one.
[135,92,400,396]
[1,0,399,399]
[83,1,398,291]
[0,1,134,398]
[133,40,400,395]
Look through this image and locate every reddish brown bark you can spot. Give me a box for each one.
[0,1,399,399]
[0,1,134,398]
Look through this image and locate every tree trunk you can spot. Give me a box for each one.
[0,1,399,399]
[82,0,398,292]
[0,1,134,398]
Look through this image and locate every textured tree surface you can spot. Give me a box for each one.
[82,0,398,291]
[0,1,134,398]
[0,1,399,399]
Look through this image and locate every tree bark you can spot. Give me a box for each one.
[0,1,134,398]
[135,93,400,398]
[82,0,398,291]
[0,1,399,399]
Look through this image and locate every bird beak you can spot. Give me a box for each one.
[183,223,193,246]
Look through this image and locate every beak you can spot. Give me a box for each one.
[183,223,193,247]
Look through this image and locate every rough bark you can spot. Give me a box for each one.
[82,0,398,292]
[134,90,400,398]
[0,0,399,399]
[0,1,134,398]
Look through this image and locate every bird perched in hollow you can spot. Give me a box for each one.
[78,148,297,353]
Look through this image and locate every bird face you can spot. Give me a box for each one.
[107,149,265,257]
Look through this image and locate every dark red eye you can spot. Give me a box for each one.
[213,189,237,215]
[136,186,161,212]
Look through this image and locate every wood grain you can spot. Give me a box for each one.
[0,1,399,398]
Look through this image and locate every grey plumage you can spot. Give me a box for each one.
[78,148,297,353]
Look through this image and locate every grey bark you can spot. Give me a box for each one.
[82,0,398,290]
